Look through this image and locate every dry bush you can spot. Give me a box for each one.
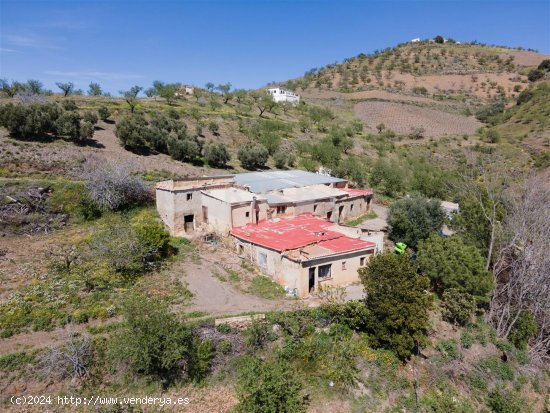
[490,171,550,362]
[41,327,92,380]
[82,159,152,211]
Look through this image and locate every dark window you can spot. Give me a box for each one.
[342,261,347,270]
[360,257,366,266]
[319,264,332,279]
[313,204,318,212]
[350,204,354,211]
[277,206,286,214]
[187,193,192,201]
[245,211,250,218]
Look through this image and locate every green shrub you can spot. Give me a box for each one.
[441,289,477,325]
[109,294,192,381]
[436,339,461,362]
[509,310,538,350]
[71,309,89,324]
[218,340,232,355]
[388,197,445,247]
[98,105,111,121]
[478,356,514,381]
[527,69,544,82]
[216,323,232,334]
[460,331,474,349]
[0,351,36,372]
[189,339,215,382]
[245,320,276,349]
[417,234,494,300]
[204,143,230,168]
[82,111,98,125]
[318,301,370,331]
[487,388,529,413]
[238,143,268,170]
[235,356,309,413]
[360,253,432,359]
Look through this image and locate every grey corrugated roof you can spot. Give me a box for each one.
[233,170,346,194]
[264,193,289,204]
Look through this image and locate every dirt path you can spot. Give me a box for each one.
[178,257,295,316]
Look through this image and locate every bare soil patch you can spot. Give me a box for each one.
[354,101,482,137]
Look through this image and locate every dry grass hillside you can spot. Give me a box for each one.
[280,41,550,142]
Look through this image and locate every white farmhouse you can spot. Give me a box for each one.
[266,87,300,104]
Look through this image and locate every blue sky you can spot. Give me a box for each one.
[1,0,549,94]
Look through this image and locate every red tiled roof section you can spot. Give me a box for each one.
[340,188,374,196]
[231,214,375,253]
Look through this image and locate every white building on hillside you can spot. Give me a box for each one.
[266,87,300,104]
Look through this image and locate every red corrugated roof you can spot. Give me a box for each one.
[340,187,374,196]
[231,214,375,254]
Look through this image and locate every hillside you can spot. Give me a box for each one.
[0,39,549,413]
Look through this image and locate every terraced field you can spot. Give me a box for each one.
[354,101,482,137]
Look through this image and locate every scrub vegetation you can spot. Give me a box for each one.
[0,38,549,412]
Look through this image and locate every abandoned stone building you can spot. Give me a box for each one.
[155,170,376,297]
[156,170,373,236]
[231,214,376,297]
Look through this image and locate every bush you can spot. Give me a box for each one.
[0,102,61,138]
[508,310,538,350]
[436,339,460,362]
[484,129,501,143]
[188,339,214,382]
[538,59,550,71]
[167,137,200,162]
[109,294,192,381]
[204,143,230,167]
[487,388,528,413]
[82,111,98,125]
[83,161,151,211]
[441,289,477,326]
[207,121,219,135]
[273,150,295,169]
[416,234,494,300]
[235,356,309,413]
[388,197,445,247]
[478,356,514,381]
[238,143,269,170]
[80,121,94,140]
[98,105,111,121]
[527,69,544,82]
[359,253,432,359]
[460,331,474,348]
[369,159,404,196]
[115,114,149,148]
[319,301,370,331]
[245,320,276,349]
[55,111,82,141]
[475,101,505,124]
[89,213,171,279]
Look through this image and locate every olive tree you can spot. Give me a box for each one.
[56,82,74,97]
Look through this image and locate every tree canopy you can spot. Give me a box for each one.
[360,253,432,359]
[416,234,494,301]
[387,196,445,247]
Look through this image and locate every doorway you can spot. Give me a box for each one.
[308,267,316,293]
[338,206,344,223]
[326,211,332,221]
[202,206,208,223]
[184,214,194,232]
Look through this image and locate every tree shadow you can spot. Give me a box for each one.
[73,138,106,149]
[125,145,154,156]
[7,133,57,143]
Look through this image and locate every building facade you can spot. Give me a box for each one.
[231,214,376,297]
[155,170,373,236]
[266,87,300,104]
